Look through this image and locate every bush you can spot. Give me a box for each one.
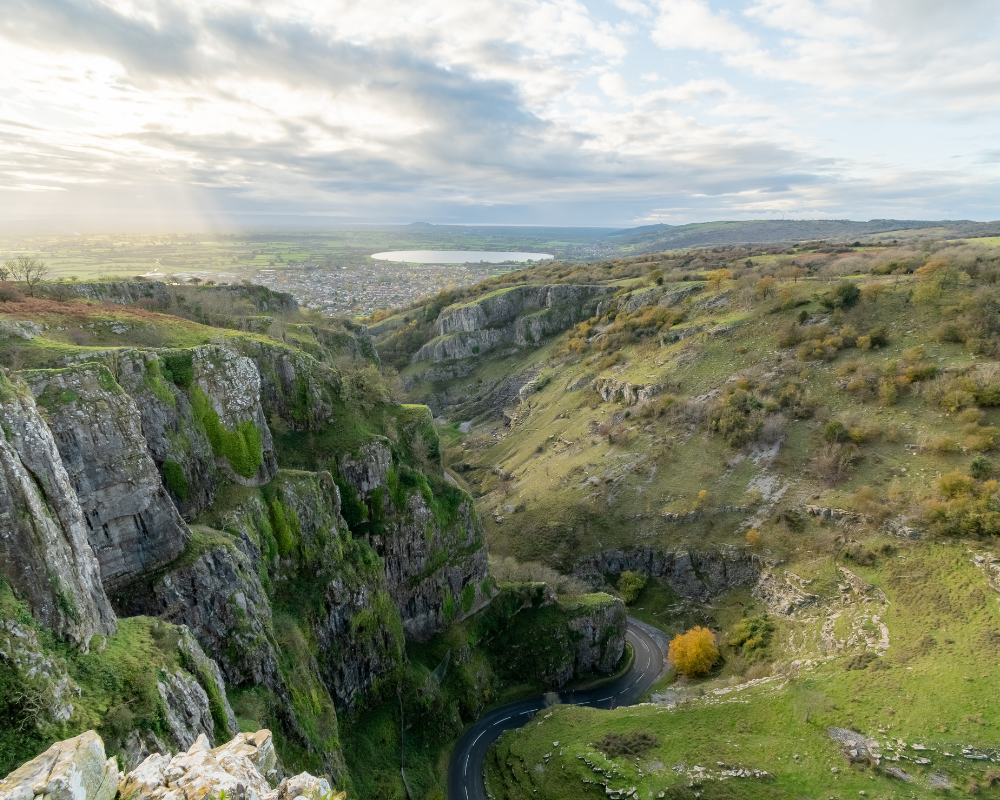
[0,282,24,303]
[161,353,194,387]
[820,281,861,310]
[728,615,773,661]
[971,456,995,481]
[595,731,660,758]
[745,528,761,548]
[824,420,849,443]
[617,571,647,604]
[668,626,719,677]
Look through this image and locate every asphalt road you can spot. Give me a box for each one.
[447,617,666,800]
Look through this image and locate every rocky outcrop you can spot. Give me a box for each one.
[412,284,611,363]
[573,546,761,602]
[154,625,240,752]
[802,504,873,524]
[40,282,297,315]
[117,536,278,690]
[0,377,117,643]
[113,351,218,518]
[752,570,820,616]
[158,670,217,752]
[191,346,278,487]
[487,585,627,687]
[25,364,190,591]
[118,730,345,800]
[596,285,699,318]
[0,731,118,800]
[239,342,337,432]
[564,594,627,675]
[45,281,174,307]
[0,619,79,725]
[337,438,490,639]
[593,378,663,406]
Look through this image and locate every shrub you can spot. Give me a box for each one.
[668,626,719,677]
[745,528,761,548]
[820,281,861,310]
[938,470,977,499]
[161,353,194,387]
[595,731,660,758]
[970,455,995,481]
[728,615,773,661]
[617,571,647,604]
[925,474,1000,538]
[0,282,25,303]
[878,380,898,406]
[709,388,766,447]
[824,420,849,443]
[190,386,263,479]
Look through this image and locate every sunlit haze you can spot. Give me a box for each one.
[2,0,999,229]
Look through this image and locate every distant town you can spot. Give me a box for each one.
[250,260,514,317]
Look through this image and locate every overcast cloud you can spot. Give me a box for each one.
[0,0,998,228]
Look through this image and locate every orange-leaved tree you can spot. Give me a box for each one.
[668,626,719,677]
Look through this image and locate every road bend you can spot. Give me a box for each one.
[447,618,666,800]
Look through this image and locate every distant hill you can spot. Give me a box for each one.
[608,218,1000,252]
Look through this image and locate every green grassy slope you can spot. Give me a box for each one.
[373,238,1000,798]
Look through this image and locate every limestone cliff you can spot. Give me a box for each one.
[481,584,627,688]
[412,284,611,364]
[24,364,190,591]
[573,546,761,602]
[0,375,116,643]
[337,436,490,639]
[190,346,278,487]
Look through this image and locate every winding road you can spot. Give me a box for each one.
[447,618,667,800]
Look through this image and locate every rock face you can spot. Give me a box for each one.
[25,365,190,591]
[0,377,117,643]
[564,594,627,675]
[0,619,80,725]
[574,546,761,601]
[487,585,627,687]
[412,284,611,363]
[0,731,118,800]
[752,570,820,616]
[593,378,664,406]
[113,351,219,518]
[191,346,278,487]
[156,628,239,751]
[118,731,345,800]
[39,282,297,315]
[337,437,490,639]
[117,537,278,690]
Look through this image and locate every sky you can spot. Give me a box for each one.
[1,0,999,230]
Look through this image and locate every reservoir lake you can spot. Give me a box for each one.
[370,250,554,264]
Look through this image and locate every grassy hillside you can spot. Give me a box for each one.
[374,236,1000,798]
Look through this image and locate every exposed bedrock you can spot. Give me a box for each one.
[574,545,762,601]
[412,284,612,364]
[0,378,117,643]
[338,439,491,639]
[24,364,190,591]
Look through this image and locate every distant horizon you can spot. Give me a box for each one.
[1,216,997,238]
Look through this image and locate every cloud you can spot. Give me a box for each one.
[0,0,996,227]
[650,0,757,54]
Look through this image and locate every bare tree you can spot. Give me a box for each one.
[10,256,48,296]
[0,260,13,282]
